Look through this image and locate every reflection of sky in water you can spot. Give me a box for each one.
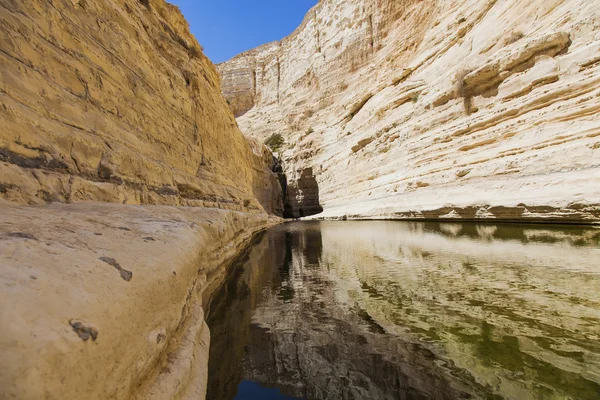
[234,381,300,400]
[208,221,600,400]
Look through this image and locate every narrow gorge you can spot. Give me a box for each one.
[0,0,599,399]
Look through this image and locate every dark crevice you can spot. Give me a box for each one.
[368,14,374,49]
[0,148,69,172]
[277,161,323,219]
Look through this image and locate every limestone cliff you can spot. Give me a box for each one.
[0,0,282,214]
[219,0,600,223]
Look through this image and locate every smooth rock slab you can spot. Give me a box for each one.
[0,202,276,399]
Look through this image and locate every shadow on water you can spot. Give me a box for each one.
[207,221,600,400]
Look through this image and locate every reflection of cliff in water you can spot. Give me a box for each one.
[207,221,600,400]
[207,224,475,399]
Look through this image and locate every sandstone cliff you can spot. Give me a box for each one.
[0,1,283,399]
[219,0,600,223]
[0,0,282,214]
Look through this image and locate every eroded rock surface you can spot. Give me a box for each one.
[0,203,278,399]
[0,1,285,398]
[219,0,600,223]
[0,0,282,214]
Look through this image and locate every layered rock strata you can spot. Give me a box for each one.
[0,1,283,399]
[0,0,281,214]
[0,203,278,399]
[219,0,600,223]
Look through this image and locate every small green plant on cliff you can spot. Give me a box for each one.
[265,133,285,153]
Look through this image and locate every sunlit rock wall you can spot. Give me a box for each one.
[0,1,285,399]
[219,0,600,223]
[0,0,282,214]
[0,203,276,400]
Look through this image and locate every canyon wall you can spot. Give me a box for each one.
[0,1,283,399]
[0,0,282,214]
[219,0,600,223]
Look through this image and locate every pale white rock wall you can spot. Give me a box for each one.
[219,0,600,223]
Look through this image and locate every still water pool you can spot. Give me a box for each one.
[207,221,600,400]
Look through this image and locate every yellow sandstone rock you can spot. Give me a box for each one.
[0,1,283,399]
[0,0,281,214]
[0,203,278,399]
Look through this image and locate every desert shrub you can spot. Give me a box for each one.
[265,133,285,153]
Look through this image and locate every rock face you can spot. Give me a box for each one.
[218,0,600,223]
[0,1,284,399]
[0,0,282,214]
[0,203,278,399]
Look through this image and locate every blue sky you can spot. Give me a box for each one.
[168,1,318,64]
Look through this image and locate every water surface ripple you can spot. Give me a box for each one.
[207,221,600,400]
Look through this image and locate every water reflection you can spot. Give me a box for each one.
[207,221,600,400]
